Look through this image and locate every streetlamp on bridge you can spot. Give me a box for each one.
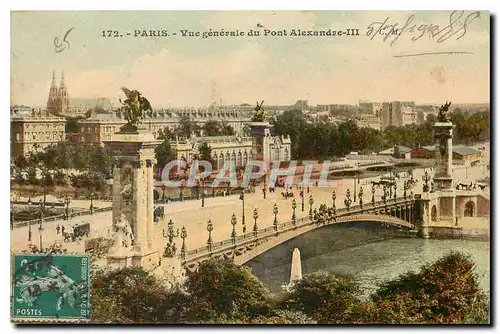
[273,203,279,233]
[422,170,430,192]
[252,208,258,237]
[180,226,187,260]
[332,190,336,215]
[371,184,376,206]
[231,213,237,244]
[162,219,179,257]
[291,198,297,227]
[308,195,314,219]
[382,185,388,204]
[403,181,408,199]
[358,186,364,209]
[344,189,352,212]
[207,219,213,252]
[239,191,246,234]
[393,183,397,200]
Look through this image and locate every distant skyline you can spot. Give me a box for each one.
[11,11,490,107]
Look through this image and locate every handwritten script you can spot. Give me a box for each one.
[54,27,75,53]
[366,11,481,46]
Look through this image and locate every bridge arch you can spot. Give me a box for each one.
[184,211,414,270]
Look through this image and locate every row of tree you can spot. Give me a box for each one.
[272,110,490,160]
[90,252,488,324]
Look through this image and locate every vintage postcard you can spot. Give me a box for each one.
[10,11,490,324]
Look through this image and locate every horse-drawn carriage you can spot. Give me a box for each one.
[154,206,165,223]
[281,191,294,199]
[63,222,90,242]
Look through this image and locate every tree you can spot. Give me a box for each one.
[203,120,221,137]
[347,252,489,324]
[197,142,212,162]
[280,271,361,324]
[184,259,273,321]
[176,115,200,138]
[91,267,190,324]
[155,140,174,169]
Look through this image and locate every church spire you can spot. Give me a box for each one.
[50,70,57,88]
[58,70,69,115]
[47,70,59,113]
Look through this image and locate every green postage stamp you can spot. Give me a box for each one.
[11,254,91,322]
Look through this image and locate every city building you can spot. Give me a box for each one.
[411,145,482,165]
[76,106,253,145]
[359,101,383,115]
[170,134,292,170]
[380,101,416,129]
[378,145,412,159]
[355,114,381,130]
[10,107,66,157]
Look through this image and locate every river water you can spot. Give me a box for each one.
[247,233,490,298]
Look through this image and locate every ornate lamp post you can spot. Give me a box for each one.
[38,201,44,250]
[358,186,364,209]
[180,226,187,260]
[291,198,297,226]
[422,170,430,192]
[308,195,314,219]
[231,213,237,244]
[207,219,213,251]
[64,196,71,220]
[344,189,352,212]
[332,190,336,214]
[353,174,358,202]
[393,183,397,200]
[273,203,279,232]
[382,184,387,204]
[162,219,179,257]
[300,189,305,212]
[371,184,376,206]
[200,177,205,208]
[403,180,408,199]
[89,192,95,215]
[10,202,14,231]
[240,191,246,233]
[252,208,258,237]
[27,200,32,242]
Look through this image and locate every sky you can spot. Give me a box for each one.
[10,10,490,108]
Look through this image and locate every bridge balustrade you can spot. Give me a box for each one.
[184,196,415,263]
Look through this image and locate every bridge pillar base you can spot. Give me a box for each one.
[419,225,430,239]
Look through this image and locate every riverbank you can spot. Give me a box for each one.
[426,216,490,241]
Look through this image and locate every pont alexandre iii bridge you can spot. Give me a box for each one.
[181,194,417,272]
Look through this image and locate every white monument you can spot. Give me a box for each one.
[282,247,303,292]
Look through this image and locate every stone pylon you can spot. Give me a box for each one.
[103,124,162,269]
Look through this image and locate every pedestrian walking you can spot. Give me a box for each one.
[61,225,65,235]
[56,224,61,235]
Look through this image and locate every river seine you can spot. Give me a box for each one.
[247,234,490,298]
